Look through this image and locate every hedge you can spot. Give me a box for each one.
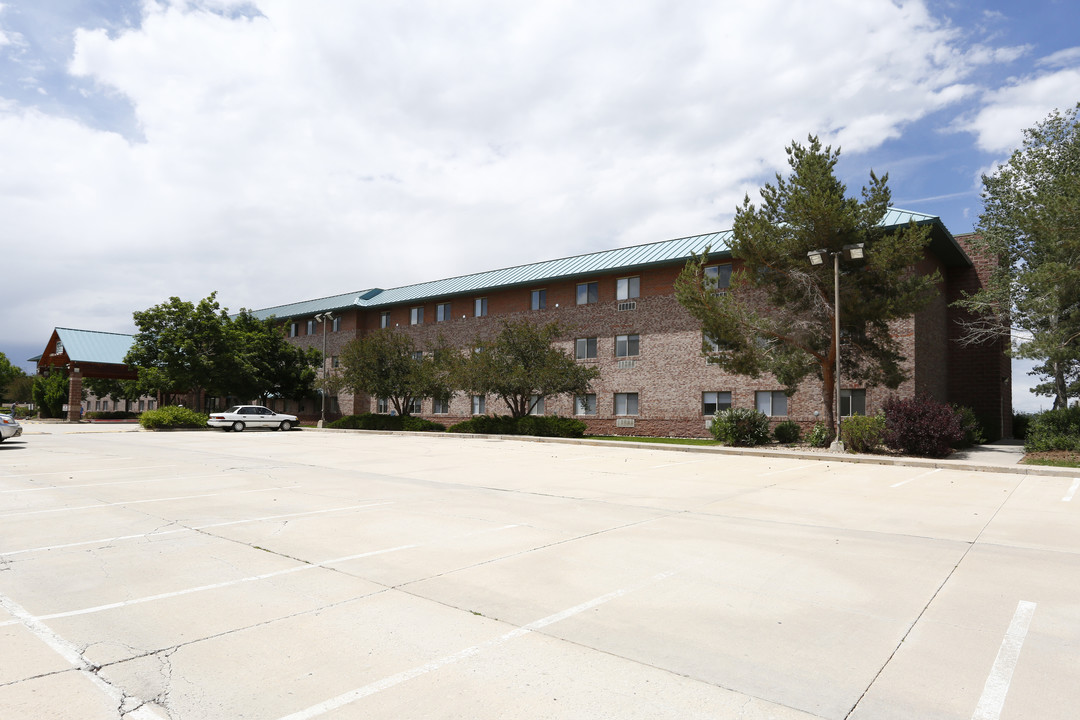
[139,406,209,430]
[447,415,587,438]
[327,413,446,432]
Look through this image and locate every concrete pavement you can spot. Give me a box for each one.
[1,428,1076,719]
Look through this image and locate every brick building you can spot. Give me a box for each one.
[251,209,1012,439]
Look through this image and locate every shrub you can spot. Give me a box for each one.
[840,414,887,454]
[710,407,771,447]
[1012,412,1032,441]
[1024,406,1080,453]
[882,395,964,458]
[328,413,445,432]
[447,415,587,438]
[951,404,987,449]
[139,406,209,430]
[773,420,801,444]
[806,421,833,448]
[86,411,139,420]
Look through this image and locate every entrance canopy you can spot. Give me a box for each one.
[36,328,138,381]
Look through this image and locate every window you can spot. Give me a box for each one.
[755,390,788,416]
[407,398,423,414]
[331,355,339,368]
[575,394,597,415]
[531,289,546,310]
[702,391,732,415]
[528,395,545,415]
[380,311,391,329]
[332,316,341,332]
[289,322,299,337]
[376,398,389,414]
[703,332,721,353]
[410,307,424,325]
[148,400,155,410]
[412,351,424,361]
[471,395,486,415]
[576,281,598,305]
[705,264,733,291]
[474,297,487,317]
[616,276,640,300]
[840,389,867,416]
[138,400,145,411]
[433,396,450,414]
[436,302,452,322]
[615,334,640,357]
[614,393,639,416]
[576,337,598,359]
[307,319,316,334]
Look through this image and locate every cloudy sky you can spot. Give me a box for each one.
[2,0,1077,411]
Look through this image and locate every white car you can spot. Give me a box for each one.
[0,413,22,443]
[207,405,298,432]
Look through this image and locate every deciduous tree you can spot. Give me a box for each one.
[339,330,452,416]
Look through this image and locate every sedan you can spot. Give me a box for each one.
[207,405,298,432]
[0,413,22,443]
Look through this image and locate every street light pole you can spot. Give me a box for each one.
[807,243,865,452]
[314,312,333,428]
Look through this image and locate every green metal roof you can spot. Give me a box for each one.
[250,208,967,320]
[54,328,134,365]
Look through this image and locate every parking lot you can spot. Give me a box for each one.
[1,425,1078,719]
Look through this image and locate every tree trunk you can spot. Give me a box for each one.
[1054,362,1068,409]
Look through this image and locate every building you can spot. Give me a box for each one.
[249,209,1012,439]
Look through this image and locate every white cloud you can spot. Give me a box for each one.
[959,66,1080,153]
[0,0,1018,353]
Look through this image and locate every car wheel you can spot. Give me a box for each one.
[279,420,293,432]
[232,421,245,432]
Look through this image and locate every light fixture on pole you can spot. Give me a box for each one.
[806,243,865,452]
[314,312,333,428]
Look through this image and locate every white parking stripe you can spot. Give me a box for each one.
[0,465,175,478]
[0,486,295,518]
[0,472,243,493]
[1063,478,1080,502]
[758,463,816,477]
[971,600,1036,720]
[0,591,167,719]
[276,568,680,720]
[891,468,941,488]
[0,525,519,627]
[0,502,393,558]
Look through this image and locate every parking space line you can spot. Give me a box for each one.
[1063,479,1080,502]
[0,502,393,558]
[891,468,941,488]
[0,590,167,719]
[972,600,1036,720]
[650,459,707,469]
[276,567,680,720]
[0,525,519,627]
[0,486,296,518]
[0,465,176,478]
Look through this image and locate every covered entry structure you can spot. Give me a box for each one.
[36,328,138,421]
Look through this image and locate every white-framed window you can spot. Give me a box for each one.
[576,281,598,305]
[614,392,639,416]
[616,276,640,300]
[575,337,598,359]
[474,297,488,317]
[289,322,299,337]
[703,332,721,352]
[531,289,546,310]
[376,397,389,414]
[407,398,423,414]
[307,319,316,334]
[148,400,155,410]
[702,391,732,415]
[471,395,486,415]
[755,390,788,416]
[332,316,341,332]
[575,394,597,415]
[840,389,867,416]
[433,396,450,414]
[615,334,640,357]
[705,264,733,291]
[138,400,145,411]
[331,355,339,368]
[412,351,424,361]
[436,302,451,322]
[528,395,545,415]
[410,307,424,325]
[380,311,391,328]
